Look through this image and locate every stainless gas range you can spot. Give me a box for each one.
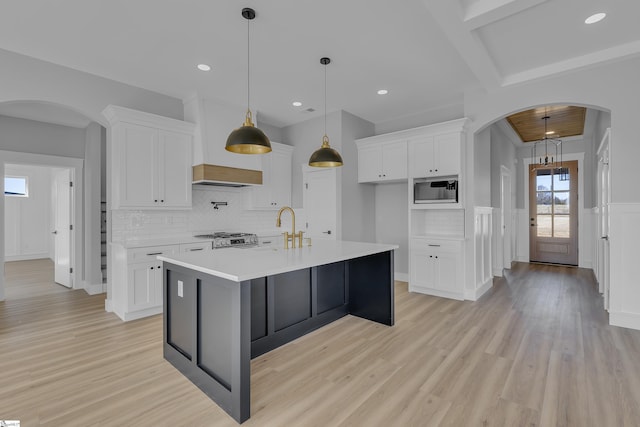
[194,232,258,249]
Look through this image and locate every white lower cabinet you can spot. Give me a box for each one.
[111,243,179,321]
[409,238,463,300]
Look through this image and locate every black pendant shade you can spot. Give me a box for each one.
[226,110,271,154]
[225,7,271,154]
[309,135,343,167]
[309,56,343,167]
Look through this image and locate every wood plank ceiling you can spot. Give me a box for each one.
[506,106,586,143]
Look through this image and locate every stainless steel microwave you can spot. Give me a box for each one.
[414,177,458,204]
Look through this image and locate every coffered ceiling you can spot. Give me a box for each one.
[0,0,638,130]
[506,106,586,143]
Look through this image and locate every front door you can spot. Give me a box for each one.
[53,168,72,288]
[529,160,578,265]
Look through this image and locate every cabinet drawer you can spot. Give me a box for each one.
[128,245,178,263]
[411,238,461,252]
[179,242,212,253]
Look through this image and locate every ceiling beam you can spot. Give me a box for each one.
[463,0,549,31]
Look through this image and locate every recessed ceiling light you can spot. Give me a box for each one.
[292,101,303,107]
[377,89,388,95]
[585,12,606,24]
[197,64,211,71]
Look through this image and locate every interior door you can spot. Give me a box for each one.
[53,168,72,288]
[303,167,337,240]
[597,130,611,310]
[529,160,578,265]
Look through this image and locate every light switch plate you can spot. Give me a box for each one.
[178,280,183,297]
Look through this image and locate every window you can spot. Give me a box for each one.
[4,176,28,197]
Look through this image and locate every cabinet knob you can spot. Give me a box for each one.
[435,169,438,172]
[154,199,158,203]
[161,200,164,203]
[150,266,154,270]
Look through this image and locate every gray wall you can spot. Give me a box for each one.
[0,115,86,158]
[490,124,516,208]
[375,183,408,275]
[474,126,491,206]
[282,111,341,208]
[340,111,375,243]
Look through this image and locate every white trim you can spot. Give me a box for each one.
[522,152,585,266]
[610,311,640,331]
[83,281,105,296]
[395,272,409,282]
[465,278,493,301]
[4,253,49,262]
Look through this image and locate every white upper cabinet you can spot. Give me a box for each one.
[409,132,461,178]
[245,142,293,210]
[356,139,407,183]
[104,105,195,210]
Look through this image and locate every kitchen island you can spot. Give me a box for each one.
[158,239,397,424]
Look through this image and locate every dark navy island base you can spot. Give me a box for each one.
[162,250,394,424]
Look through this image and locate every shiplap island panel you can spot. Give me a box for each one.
[158,240,397,423]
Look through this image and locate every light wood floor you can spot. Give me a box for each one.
[2,261,640,426]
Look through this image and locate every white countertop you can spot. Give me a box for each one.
[158,239,398,282]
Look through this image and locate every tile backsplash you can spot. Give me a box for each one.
[111,187,298,241]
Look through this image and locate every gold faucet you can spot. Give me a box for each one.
[276,206,303,248]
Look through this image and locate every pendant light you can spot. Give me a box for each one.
[225,7,271,154]
[308,57,343,167]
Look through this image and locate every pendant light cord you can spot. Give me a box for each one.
[324,61,327,137]
[247,17,250,113]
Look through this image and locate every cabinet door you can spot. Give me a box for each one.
[129,261,162,310]
[409,136,435,177]
[381,140,407,180]
[434,251,460,294]
[410,250,437,289]
[433,133,460,176]
[159,130,193,208]
[269,148,292,207]
[119,123,158,207]
[358,144,382,183]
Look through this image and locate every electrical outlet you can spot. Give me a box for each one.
[178,280,183,298]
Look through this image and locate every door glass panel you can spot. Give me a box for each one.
[553,172,570,191]
[554,216,570,238]
[537,215,552,237]
[537,192,552,214]
[536,172,551,191]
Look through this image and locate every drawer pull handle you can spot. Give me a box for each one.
[189,248,203,251]
[262,240,272,244]
[428,244,441,247]
[146,252,163,256]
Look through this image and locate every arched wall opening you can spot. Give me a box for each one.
[0,100,106,301]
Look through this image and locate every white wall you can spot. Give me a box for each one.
[4,164,51,261]
[464,56,640,330]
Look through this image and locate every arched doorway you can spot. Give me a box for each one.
[469,102,611,303]
[0,100,105,301]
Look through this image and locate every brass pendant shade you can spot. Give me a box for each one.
[309,57,343,167]
[225,7,271,154]
[309,135,343,167]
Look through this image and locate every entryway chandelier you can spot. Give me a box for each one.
[531,113,567,179]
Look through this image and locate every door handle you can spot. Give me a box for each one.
[601,235,609,241]
[51,230,58,234]
[322,230,332,235]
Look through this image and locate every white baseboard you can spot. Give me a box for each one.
[84,281,105,296]
[105,299,113,312]
[516,256,528,262]
[465,279,493,301]
[4,253,49,262]
[610,311,640,331]
[395,272,409,282]
[409,284,464,301]
[492,267,503,277]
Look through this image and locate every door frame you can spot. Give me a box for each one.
[500,165,513,271]
[596,128,611,309]
[0,151,83,300]
[522,152,584,267]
